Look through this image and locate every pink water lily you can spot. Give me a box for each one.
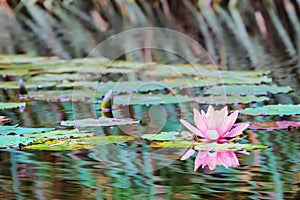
[180,106,249,143]
[181,148,239,171]
[180,106,249,171]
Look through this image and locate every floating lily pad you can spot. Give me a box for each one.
[61,117,140,127]
[109,60,156,69]
[151,141,268,151]
[249,121,300,130]
[145,64,270,78]
[0,69,41,77]
[0,102,26,110]
[194,95,269,104]
[26,90,103,102]
[0,128,94,148]
[24,135,135,150]
[0,81,55,89]
[205,85,293,95]
[24,129,95,140]
[0,54,60,64]
[97,81,183,93]
[241,104,300,116]
[0,136,36,148]
[29,73,93,82]
[114,94,194,105]
[141,131,190,141]
[0,126,54,135]
[164,76,272,88]
[55,81,97,89]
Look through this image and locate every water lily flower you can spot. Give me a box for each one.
[180,106,249,171]
[181,148,239,171]
[180,106,249,143]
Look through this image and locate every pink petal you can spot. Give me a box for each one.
[193,109,208,137]
[228,151,239,167]
[206,105,215,118]
[194,151,208,171]
[223,122,249,138]
[180,148,195,160]
[180,119,205,137]
[207,154,217,170]
[219,110,239,137]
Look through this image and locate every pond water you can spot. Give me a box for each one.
[1,7,300,200]
[0,62,299,200]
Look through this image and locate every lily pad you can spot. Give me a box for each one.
[26,90,104,102]
[205,85,293,95]
[0,54,60,64]
[97,81,183,93]
[194,95,269,104]
[61,117,140,127]
[24,135,135,150]
[0,126,55,135]
[29,73,93,82]
[0,136,36,148]
[109,60,156,69]
[141,131,190,141]
[0,81,56,89]
[0,102,26,110]
[24,129,95,140]
[249,121,300,130]
[151,141,268,151]
[240,104,300,116]
[164,76,272,88]
[0,69,41,77]
[114,94,194,105]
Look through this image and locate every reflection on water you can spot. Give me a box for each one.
[0,101,300,199]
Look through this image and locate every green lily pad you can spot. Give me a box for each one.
[141,131,191,141]
[114,94,194,105]
[97,81,183,93]
[109,60,156,69]
[0,102,26,110]
[194,95,269,104]
[24,135,135,150]
[61,117,140,127]
[0,127,94,148]
[26,90,104,102]
[0,54,60,64]
[0,136,36,148]
[0,69,41,76]
[0,126,54,135]
[240,104,300,116]
[0,81,56,89]
[145,64,270,78]
[28,73,93,82]
[164,76,272,88]
[151,141,268,151]
[205,85,293,95]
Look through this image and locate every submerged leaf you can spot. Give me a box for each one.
[241,104,300,116]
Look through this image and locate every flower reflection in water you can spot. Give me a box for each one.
[180,106,249,171]
[181,148,240,171]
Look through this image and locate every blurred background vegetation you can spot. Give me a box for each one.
[0,0,299,70]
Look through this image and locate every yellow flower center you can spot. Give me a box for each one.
[206,129,219,140]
